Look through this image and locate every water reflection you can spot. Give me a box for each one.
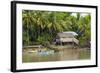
[22,48,90,63]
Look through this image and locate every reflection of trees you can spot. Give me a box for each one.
[58,49,79,60]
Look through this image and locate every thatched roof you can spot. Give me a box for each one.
[57,31,78,38]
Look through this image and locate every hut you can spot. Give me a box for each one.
[55,31,79,46]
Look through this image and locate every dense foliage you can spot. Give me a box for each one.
[22,10,91,47]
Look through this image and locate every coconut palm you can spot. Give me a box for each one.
[22,10,91,47]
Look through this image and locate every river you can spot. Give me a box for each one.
[22,48,90,63]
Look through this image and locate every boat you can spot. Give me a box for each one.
[28,50,38,53]
[38,50,54,55]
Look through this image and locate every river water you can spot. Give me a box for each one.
[22,48,90,63]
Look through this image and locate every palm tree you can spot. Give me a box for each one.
[22,10,91,47]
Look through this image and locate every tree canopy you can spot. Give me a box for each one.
[22,10,91,47]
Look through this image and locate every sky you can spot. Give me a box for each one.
[71,13,89,17]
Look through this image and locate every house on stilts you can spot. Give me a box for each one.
[55,31,79,47]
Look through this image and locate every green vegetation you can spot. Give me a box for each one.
[22,10,91,47]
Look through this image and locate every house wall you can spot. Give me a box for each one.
[60,38,79,45]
